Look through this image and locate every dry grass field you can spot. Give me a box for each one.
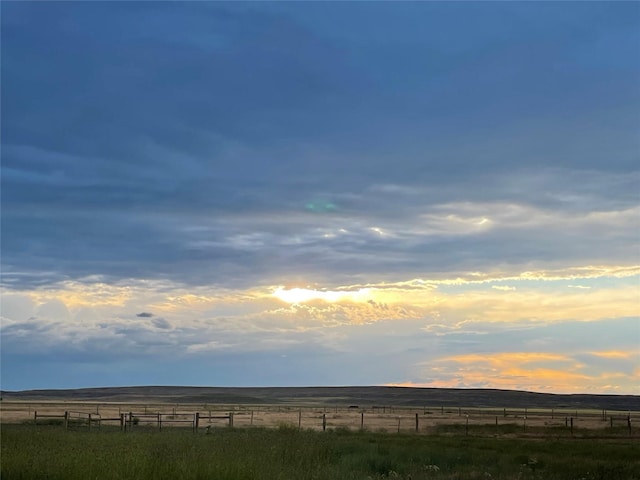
[2,399,636,436]
[2,386,638,436]
[3,388,639,479]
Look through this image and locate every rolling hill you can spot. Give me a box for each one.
[2,386,638,410]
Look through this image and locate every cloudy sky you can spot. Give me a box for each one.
[2,2,639,394]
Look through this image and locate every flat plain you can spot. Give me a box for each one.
[2,385,638,433]
[2,386,639,479]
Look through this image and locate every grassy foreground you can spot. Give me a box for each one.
[2,424,639,480]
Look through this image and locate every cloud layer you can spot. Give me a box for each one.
[1,2,638,393]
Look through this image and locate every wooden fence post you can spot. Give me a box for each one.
[65,411,69,430]
[298,410,302,431]
[570,417,574,436]
[34,411,37,424]
[88,414,92,432]
[361,412,364,431]
[120,413,125,431]
[229,413,234,428]
[195,413,199,432]
[251,410,254,426]
[465,415,469,436]
[397,416,401,434]
[322,414,326,431]
[415,413,419,432]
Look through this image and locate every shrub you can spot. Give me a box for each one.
[277,422,298,433]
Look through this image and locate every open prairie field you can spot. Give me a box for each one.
[2,423,640,480]
[1,399,638,436]
[2,387,639,479]
[2,386,638,435]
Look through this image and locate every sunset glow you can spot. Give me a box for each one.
[272,287,371,305]
[2,2,638,394]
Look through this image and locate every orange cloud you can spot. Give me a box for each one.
[415,351,639,394]
[589,350,635,359]
[440,352,569,366]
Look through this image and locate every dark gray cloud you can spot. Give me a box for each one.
[1,2,638,290]
[136,312,154,318]
[151,318,171,330]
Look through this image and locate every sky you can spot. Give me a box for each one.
[1,2,639,394]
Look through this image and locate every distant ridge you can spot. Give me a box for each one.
[2,386,638,410]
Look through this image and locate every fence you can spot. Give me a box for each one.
[33,410,233,432]
[24,405,637,437]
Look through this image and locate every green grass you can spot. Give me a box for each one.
[2,424,639,480]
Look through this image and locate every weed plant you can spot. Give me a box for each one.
[2,424,639,479]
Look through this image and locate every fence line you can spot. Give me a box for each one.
[25,406,638,437]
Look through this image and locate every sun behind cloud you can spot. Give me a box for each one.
[272,286,372,304]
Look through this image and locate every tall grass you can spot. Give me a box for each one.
[2,424,639,479]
